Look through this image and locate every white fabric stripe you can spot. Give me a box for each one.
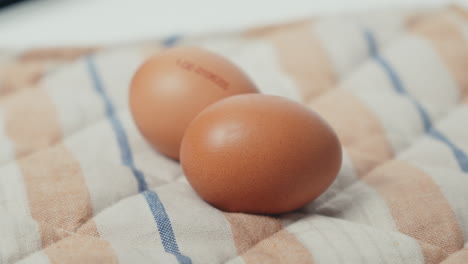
[225,257,247,264]
[15,251,50,264]
[198,38,302,102]
[0,163,41,263]
[315,18,369,78]
[92,48,183,187]
[0,51,18,63]
[306,150,358,210]
[62,110,181,216]
[111,241,179,264]
[288,216,424,264]
[63,119,139,214]
[315,13,405,78]
[434,106,468,154]
[51,51,179,215]
[312,179,398,231]
[338,48,426,153]
[0,163,31,218]
[340,35,460,154]
[0,214,42,264]
[304,150,397,231]
[382,35,461,118]
[354,89,424,154]
[399,105,468,241]
[419,165,468,241]
[46,50,173,260]
[120,111,183,188]
[339,58,420,153]
[44,48,143,139]
[47,58,139,215]
[340,59,395,94]
[156,181,239,264]
[94,194,165,252]
[401,136,462,171]
[44,59,103,136]
[91,48,144,109]
[355,11,407,46]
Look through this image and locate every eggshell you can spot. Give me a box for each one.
[180,94,342,214]
[130,47,258,160]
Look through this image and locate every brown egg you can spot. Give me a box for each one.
[130,46,258,160]
[180,94,342,214]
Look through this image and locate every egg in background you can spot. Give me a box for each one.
[129,46,258,160]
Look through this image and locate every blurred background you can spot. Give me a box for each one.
[0,0,467,48]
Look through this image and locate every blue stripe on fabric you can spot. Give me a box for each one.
[365,31,432,131]
[366,29,379,59]
[163,35,182,47]
[429,130,468,172]
[86,56,148,192]
[364,29,468,173]
[85,56,192,264]
[143,191,192,264]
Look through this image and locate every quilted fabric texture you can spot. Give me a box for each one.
[1,5,468,264]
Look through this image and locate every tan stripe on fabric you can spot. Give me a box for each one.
[245,20,336,101]
[421,242,449,264]
[450,5,468,21]
[75,218,101,237]
[18,144,93,247]
[46,218,117,263]
[44,219,118,263]
[441,248,468,264]
[409,12,468,98]
[243,19,311,37]
[241,229,314,264]
[45,233,117,264]
[4,88,62,159]
[0,63,43,96]
[310,89,393,176]
[365,160,464,258]
[5,88,93,247]
[224,213,282,255]
[19,47,98,62]
[225,213,312,263]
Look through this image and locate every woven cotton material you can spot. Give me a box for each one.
[1,6,468,264]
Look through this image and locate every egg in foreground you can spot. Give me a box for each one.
[180,94,342,214]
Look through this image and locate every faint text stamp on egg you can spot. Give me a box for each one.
[176,59,229,90]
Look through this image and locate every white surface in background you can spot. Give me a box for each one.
[0,0,466,48]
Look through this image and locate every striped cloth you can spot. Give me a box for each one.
[1,5,468,264]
